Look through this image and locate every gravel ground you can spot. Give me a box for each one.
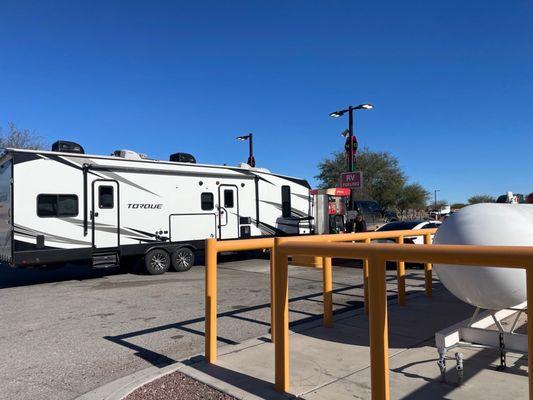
[124,371,236,400]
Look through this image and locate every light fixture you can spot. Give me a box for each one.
[329,111,344,118]
[354,103,374,110]
[236,135,250,141]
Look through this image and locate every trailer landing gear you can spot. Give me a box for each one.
[435,303,527,387]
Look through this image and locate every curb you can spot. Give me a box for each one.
[76,361,188,400]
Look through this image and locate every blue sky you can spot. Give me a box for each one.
[0,1,531,203]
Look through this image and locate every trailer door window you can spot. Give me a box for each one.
[99,186,114,209]
[37,194,78,217]
[224,189,234,208]
[201,192,214,210]
[281,186,291,218]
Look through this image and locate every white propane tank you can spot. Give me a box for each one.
[434,203,533,310]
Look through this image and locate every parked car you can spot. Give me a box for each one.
[375,220,441,268]
[375,220,441,244]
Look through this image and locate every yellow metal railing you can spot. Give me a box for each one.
[273,240,533,400]
[204,228,436,363]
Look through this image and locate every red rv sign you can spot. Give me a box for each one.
[340,171,363,189]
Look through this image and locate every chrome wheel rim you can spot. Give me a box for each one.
[176,251,192,268]
[150,253,167,271]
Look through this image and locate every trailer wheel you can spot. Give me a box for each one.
[171,248,195,272]
[144,249,170,275]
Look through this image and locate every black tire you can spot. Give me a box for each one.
[144,249,170,275]
[171,247,195,272]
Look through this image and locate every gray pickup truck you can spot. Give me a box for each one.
[351,200,398,231]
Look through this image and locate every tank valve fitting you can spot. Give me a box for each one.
[455,352,464,386]
[437,347,447,383]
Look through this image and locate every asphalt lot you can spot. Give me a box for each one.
[0,255,427,400]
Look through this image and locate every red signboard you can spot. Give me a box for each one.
[340,171,363,189]
[309,187,351,196]
[334,187,351,196]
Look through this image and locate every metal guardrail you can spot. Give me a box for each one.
[273,240,533,400]
[204,228,437,363]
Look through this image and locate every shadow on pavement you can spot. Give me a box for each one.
[188,363,291,400]
[0,262,126,289]
[291,289,528,399]
[0,251,268,289]
[103,281,372,367]
[103,273,413,369]
[389,348,528,399]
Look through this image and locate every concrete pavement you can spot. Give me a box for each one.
[171,288,528,400]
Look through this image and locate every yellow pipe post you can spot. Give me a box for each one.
[205,238,218,363]
[216,237,273,252]
[424,233,433,297]
[281,241,533,268]
[527,266,533,400]
[368,256,390,400]
[290,228,436,245]
[323,256,333,328]
[270,245,276,344]
[275,239,532,399]
[396,236,406,306]
[274,237,289,392]
[363,238,370,316]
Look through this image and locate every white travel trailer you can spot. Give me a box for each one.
[0,141,313,274]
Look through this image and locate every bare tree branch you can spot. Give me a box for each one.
[0,122,46,150]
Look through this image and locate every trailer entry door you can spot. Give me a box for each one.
[218,185,239,239]
[92,180,119,248]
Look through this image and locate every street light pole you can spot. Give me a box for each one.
[235,133,255,167]
[329,104,373,215]
[248,133,254,167]
[434,189,440,212]
[348,107,354,172]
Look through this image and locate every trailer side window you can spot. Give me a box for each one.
[281,186,291,218]
[37,195,57,217]
[58,195,78,216]
[99,186,114,209]
[201,192,214,211]
[37,194,78,217]
[224,189,234,208]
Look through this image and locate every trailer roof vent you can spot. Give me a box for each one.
[169,153,196,163]
[51,140,85,154]
[113,149,148,160]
